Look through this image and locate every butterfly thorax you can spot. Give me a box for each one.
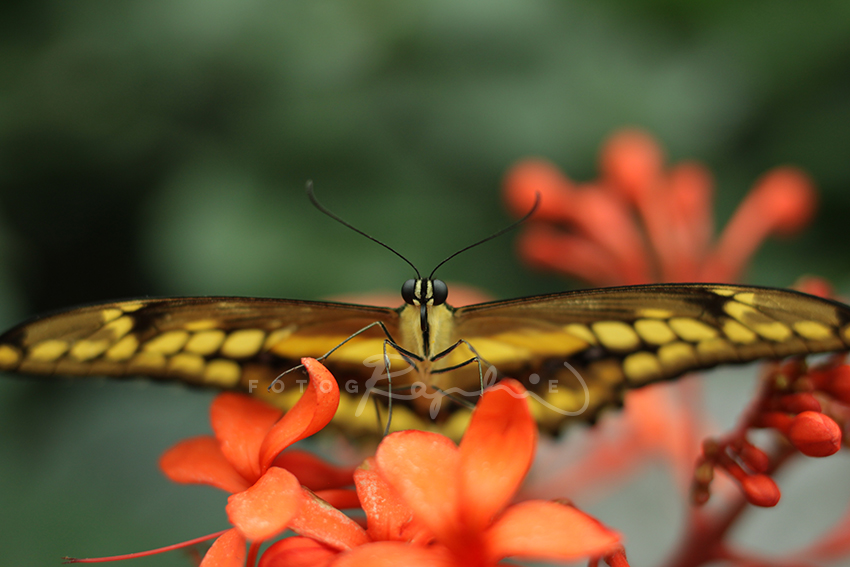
[397,302,457,362]
[398,277,457,367]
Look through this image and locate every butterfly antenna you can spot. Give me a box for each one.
[429,192,540,279]
[307,181,421,278]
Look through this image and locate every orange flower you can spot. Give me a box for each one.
[504,129,816,286]
[261,378,624,567]
[159,358,364,565]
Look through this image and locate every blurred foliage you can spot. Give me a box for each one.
[1,1,849,565]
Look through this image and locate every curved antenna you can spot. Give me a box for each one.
[307,181,421,278]
[429,191,540,279]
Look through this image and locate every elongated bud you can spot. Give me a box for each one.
[741,474,781,507]
[789,411,842,457]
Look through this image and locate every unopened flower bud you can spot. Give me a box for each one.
[789,411,842,457]
[778,392,821,414]
[740,443,770,473]
[740,474,781,507]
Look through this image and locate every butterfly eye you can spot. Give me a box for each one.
[431,279,448,305]
[401,279,417,304]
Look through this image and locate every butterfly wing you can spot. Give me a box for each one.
[0,297,400,418]
[453,283,850,429]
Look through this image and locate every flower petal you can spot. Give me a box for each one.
[259,358,340,471]
[200,529,246,567]
[274,449,355,491]
[375,430,460,546]
[330,541,454,567]
[226,467,303,541]
[600,129,664,202]
[354,458,432,544]
[459,379,536,531]
[160,436,251,494]
[258,537,338,567]
[314,489,362,510]
[486,501,620,561]
[289,489,371,550]
[212,393,282,483]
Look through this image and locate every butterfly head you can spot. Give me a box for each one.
[401,278,448,307]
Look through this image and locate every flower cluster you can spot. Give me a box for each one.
[502,130,850,566]
[693,357,845,509]
[503,129,816,286]
[68,359,625,567]
[65,130,849,567]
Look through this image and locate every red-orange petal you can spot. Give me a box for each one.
[662,162,714,281]
[503,159,577,220]
[518,227,625,287]
[570,188,651,285]
[703,167,817,282]
[600,129,664,202]
[274,449,355,491]
[459,379,537,531]
[160,436,251,494]
[486,501,621,561]
[258,537,338,567]
[354,458,432,544]
[375,431,461,546]
[211,393,283,483]
[330,541,454,567]
[289,490,371,550]
[314,489,362,510]
[826,365,850,404]
[200,529,246,567]
[259,358,340,471]
[226,467,304,541]
[754,167,817,235]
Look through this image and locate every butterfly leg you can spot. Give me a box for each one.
[268,321,419,390]
[372,393,383,434]
[430,385,476,409]
[382,339,393,435]
[430,339,495,400]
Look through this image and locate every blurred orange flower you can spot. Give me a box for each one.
[159,358,363,566]
[259,378,624,567]
[504,129,816,286]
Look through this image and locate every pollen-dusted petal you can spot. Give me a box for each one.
[313,489,361,510]
[376,430,461,546]
[200,528,246,567]
[486,501,620,561]
[273,449,355,491]
[258,537,337,567]
[159,436,251,494]
[259,358,340,471]
[288,489,370,551]
[226,467,303,542]
[459,379,536,531]
[330,541,453,567]
[354,457,431,544]
[211,393,283,484]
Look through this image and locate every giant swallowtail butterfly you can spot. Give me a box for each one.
[1,190,849,435]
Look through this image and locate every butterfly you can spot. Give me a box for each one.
[1,188,849,435]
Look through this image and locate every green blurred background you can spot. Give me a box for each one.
[1,1,850,565]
